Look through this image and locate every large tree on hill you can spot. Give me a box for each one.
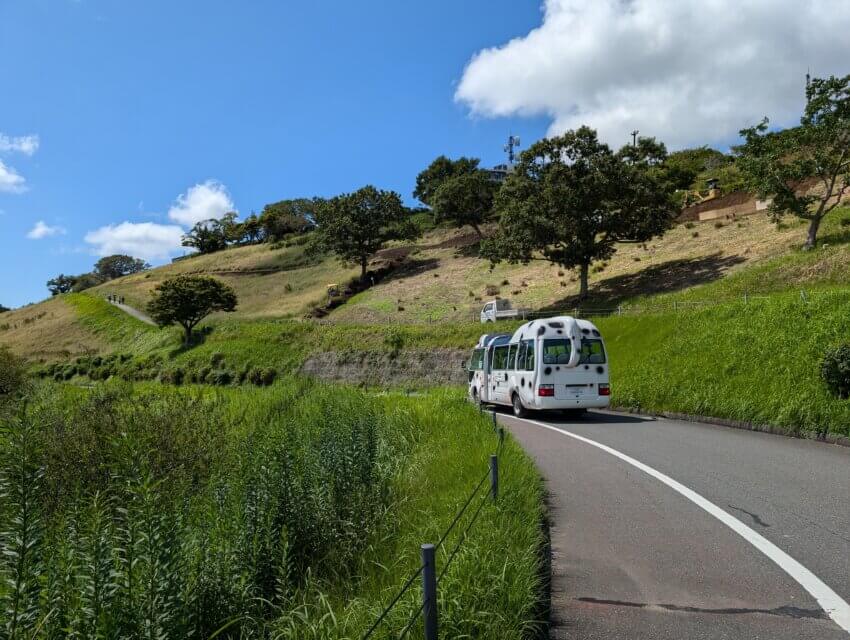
[147,275,237,345]
[413,155,480,206]
[430,170,497,238]
[311,185,418,281]
[0,304,9,313]
[737,74,850,250]
[482,126,676,299]
[181,218,229,254]
[94,254,150,280]
[47,274,77,296]
[259,198,318,241]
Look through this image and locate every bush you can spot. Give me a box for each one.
[248,367,264,386]
[208,369,234,386]
[384,328,405,355]
[0,347,27,398]
[684,221,696,229]
[210,352,225,367]
[821,344,850,399]
[261,367,277,386]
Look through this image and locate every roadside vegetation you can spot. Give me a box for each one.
[0,380,544,639]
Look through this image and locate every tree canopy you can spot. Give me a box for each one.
[47,274,77,296]
[311,186,418,280]
[737,73,850,249]
[94,254,150,280]
[181,219,230,255]
[259,199,317,241]
[146,275,238,344]
[413,156,481,206]
[483,126,676,299]
[430,170,497,238]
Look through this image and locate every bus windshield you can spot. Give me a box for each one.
[542,339,606,365]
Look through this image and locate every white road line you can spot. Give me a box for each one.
[508,415,850,634]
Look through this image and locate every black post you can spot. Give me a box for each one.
[421,544,438,640]
[492,410,497,432]
[490,454,499,501]
[498,426,505,446]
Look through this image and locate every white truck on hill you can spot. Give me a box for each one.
[480,298,529,323]
[467,315,610,417]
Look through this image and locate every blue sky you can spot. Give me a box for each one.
[0,0,549,307]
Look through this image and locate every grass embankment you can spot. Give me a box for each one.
[598,290,850,438]
[0,380,544,639]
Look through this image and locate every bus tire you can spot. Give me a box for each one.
[512,393,528,418]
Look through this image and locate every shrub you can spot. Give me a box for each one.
[484,284,499,296]
[261,368,277,386]
[197,366,212,383]
[692,231,700,238]
[0,347,27,398]
[714,221,724,229]
[821,345,850,399]
[684,221,695,229]
[210,352,225,367]
[209,369,234,386]
[840,217,850,227]
[384,328,405,355]
[247,367,265,386]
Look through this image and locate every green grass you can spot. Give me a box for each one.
[597,289,850,437]
[0,379,544,639]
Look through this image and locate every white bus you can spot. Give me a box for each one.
[467,316,610,417]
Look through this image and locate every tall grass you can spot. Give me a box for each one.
[0,381,544,638]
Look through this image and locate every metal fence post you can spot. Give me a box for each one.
[490,454,499,501]
[492,411,497,432]
[498,426,505,446]
[421,544,438,640]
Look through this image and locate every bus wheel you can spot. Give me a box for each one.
[512,393,528,418]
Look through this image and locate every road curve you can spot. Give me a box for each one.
[497,410,850,639]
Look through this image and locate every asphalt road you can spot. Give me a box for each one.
[497,410,850,639]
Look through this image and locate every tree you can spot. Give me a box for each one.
[483,127,676,299]
[737,74,850,250]
[311,186,418,281]
[259,199,318,242]
[71,272,104,293]
[146,275,237,345]
[430,170,497,238]
[94,254,150,280]
[236,213,264,244]
[413,156,480,206]
[181,219,229,254]
[0,304,9,314]
[47,274,77,296]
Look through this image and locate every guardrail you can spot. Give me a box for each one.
[362,414,505,640]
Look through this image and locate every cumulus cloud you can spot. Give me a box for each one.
[0,160,27,193]
[456,0,850,149]
[84,222,184,260]
[0,133,39,155]
[167,180,235,226]
[27,220,66,240]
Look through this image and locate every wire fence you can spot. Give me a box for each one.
[362,414,505,640]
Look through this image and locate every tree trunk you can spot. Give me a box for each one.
[182,324,193,345]
[579,263,589,300]
[471,223,483,240]
[803,215,822,250]
[360,257,368,283]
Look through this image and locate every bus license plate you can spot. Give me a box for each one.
[567,385,587,396]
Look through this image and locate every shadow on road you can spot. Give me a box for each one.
[492,406,653,425]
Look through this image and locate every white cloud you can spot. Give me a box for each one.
[167,180,235,226]
[456,0,850,149]
[0,160,27,193]
[84,222,184,260]
[0,133,39,156]
[27,220,66,240]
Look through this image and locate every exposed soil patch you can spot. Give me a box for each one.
[300,348,469,387]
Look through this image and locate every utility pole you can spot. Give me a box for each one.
[504,135,521,165]
[631,129,639,148]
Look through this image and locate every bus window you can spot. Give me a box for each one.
[542,339,572,365]
[492,345,509,370]
[516,342,527,370]
[507,344,517,370]
[580,339,606,364]
[468,348,484,371]
[523,339,535,371]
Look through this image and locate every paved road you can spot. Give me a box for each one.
[109,300,155,325]
[497,410,850,639]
